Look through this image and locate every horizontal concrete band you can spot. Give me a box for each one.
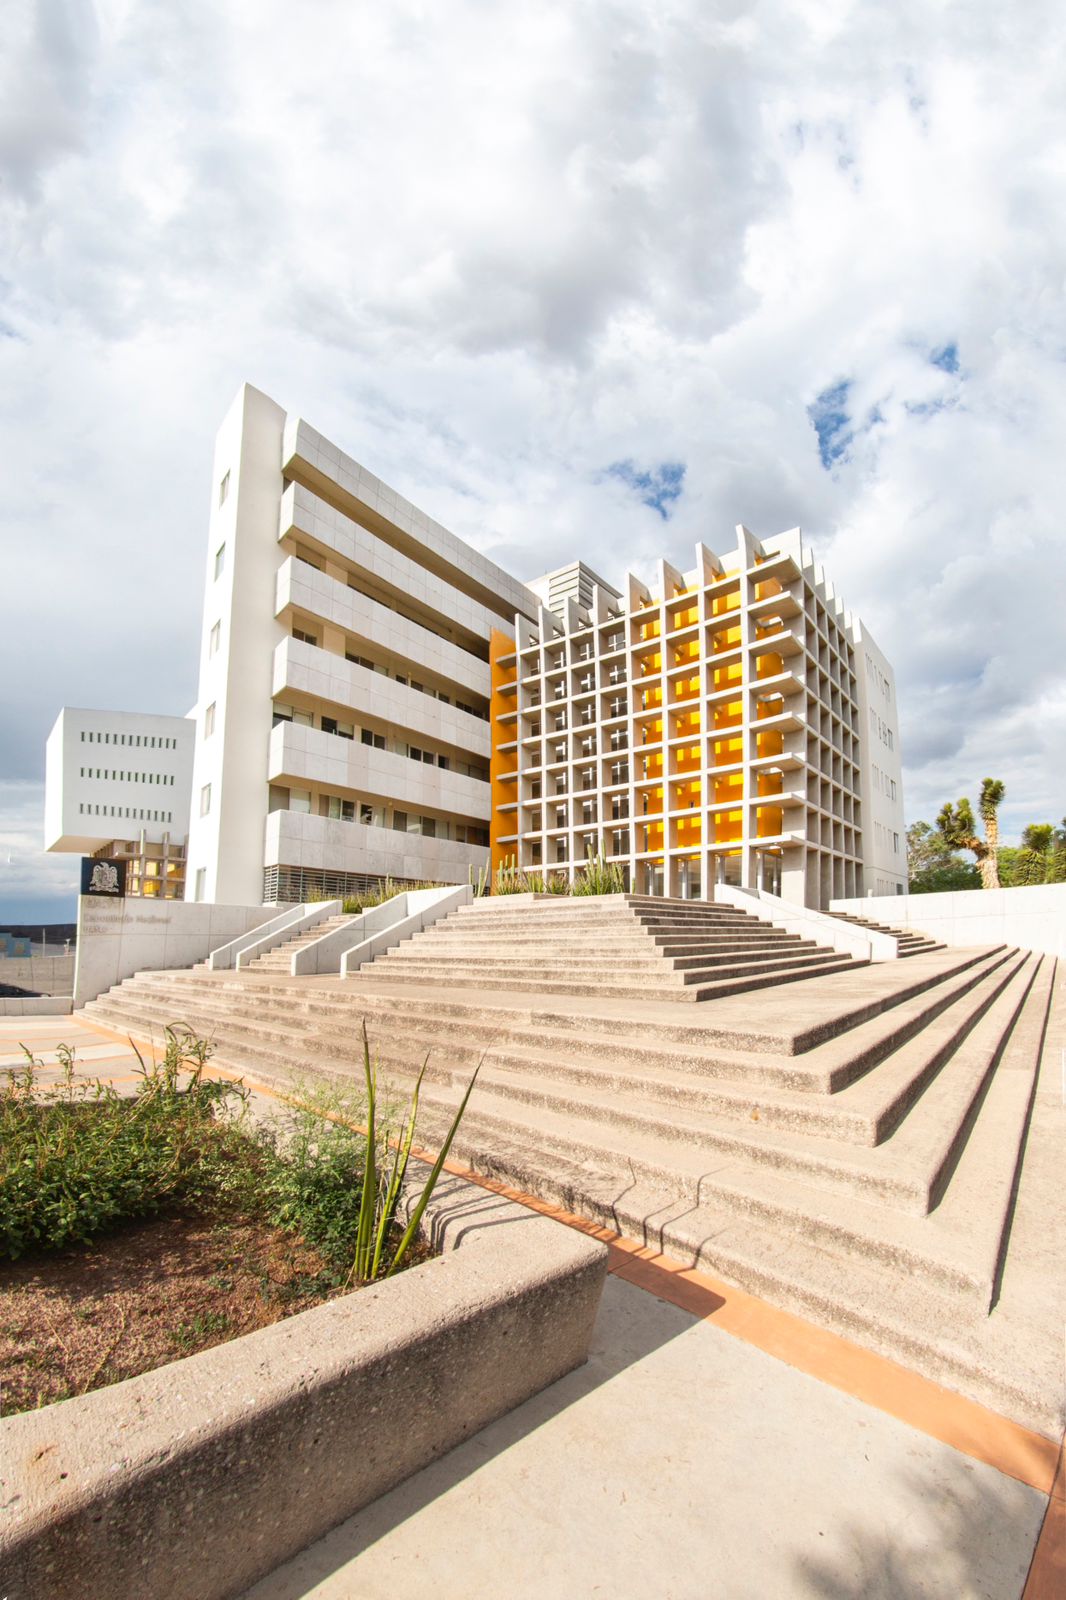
[0,1171,608,1600]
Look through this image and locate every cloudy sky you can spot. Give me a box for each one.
[2,0,1064,921]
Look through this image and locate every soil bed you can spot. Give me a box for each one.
[0,1208,431,1415]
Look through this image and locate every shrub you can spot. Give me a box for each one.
[0,1029,250,1261]
[573,846,627,896]
[341,878,448,915]
[2,1023,479,1289]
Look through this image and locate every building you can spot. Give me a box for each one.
[44,707,194,898]
[183,385,540,906]
[490,531,906,906]
[183,385,904,910]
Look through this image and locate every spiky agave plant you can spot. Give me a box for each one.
[346,1021,480,1284]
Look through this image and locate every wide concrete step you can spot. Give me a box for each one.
[367,948,854,990]
[103,945,1015,1098]
[393,959,1038,1217]
[244,915,355,970]
[107,942,1004,1055]
[384,939,824,974]
[83,957,1035,1212]
[76,944,1059,1434]
[407,928,810,953]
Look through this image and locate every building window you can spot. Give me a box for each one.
[293,627,318,647]
[195,868,206,902]
[204,702,216,738]
[214,543,225,580]
[290,790,312,814]
[209,621,221,656]
[361,729,386,750]
[219,471,230,507]
[199,784,211,816]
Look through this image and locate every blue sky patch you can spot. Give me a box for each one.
[930,342,959,372]
[807,380,852,469]
[607,459,686,520]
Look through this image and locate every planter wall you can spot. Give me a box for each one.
[0,1172,608,1600]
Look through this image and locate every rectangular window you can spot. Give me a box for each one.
[360,803,374,826]
[214,544,226,582]
[218,471,230,507]
[289,789,312,814]
[362,729,385,750]
[195,868,206,902]
[421,817,436,838]
[209,621,221,656]
[293,627,317,647]
[199,784,211,816]
[392,810,407,832]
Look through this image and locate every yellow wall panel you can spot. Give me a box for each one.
[489,629,517,875]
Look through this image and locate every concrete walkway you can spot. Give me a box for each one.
[2,1007,1062,1599]
[240,1270,1052,1600]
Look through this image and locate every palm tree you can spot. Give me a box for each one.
[937,778,1005,890]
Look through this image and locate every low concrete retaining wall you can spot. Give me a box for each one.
[0,953,75,996]
[73,898,280,1007]
[831,884,1066,959]
[0,1171,608,1600]
[0,995,73,1016]
[336,884,472,976]
[716,885,894,961]
[231,900,343,971]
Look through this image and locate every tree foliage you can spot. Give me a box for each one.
[906,821,980,894]
[936,778,1005,889]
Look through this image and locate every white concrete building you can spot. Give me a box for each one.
[184,384,540,906]
[44,707,195,898]
[183,385,904,910]
[492,531,906,907]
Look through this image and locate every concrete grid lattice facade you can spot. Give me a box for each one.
[184,384,904,910]
[490,533,906,907]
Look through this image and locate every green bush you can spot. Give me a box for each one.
[2,1024,478,1290]
[342,878,447,915]
[0,1030,251,1261]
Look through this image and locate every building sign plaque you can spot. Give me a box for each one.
[81,858,127,898]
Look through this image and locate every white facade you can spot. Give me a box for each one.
[44,706,195,898]
[183,385,904,911]
[493,526,906,908]
[185,384,540,905]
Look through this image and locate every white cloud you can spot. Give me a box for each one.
[0,781,78,921]
[1,0,1064,884]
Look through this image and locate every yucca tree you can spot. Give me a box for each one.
[937,778,1005,890]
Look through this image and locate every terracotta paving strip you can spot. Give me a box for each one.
[71,1013,1063,1496]
[1023,1441,1066,1599]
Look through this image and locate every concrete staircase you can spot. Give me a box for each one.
[829,910,942,957]
[359,894,864,1002]
[78,919,1060,1435]
[241,914,356,974]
